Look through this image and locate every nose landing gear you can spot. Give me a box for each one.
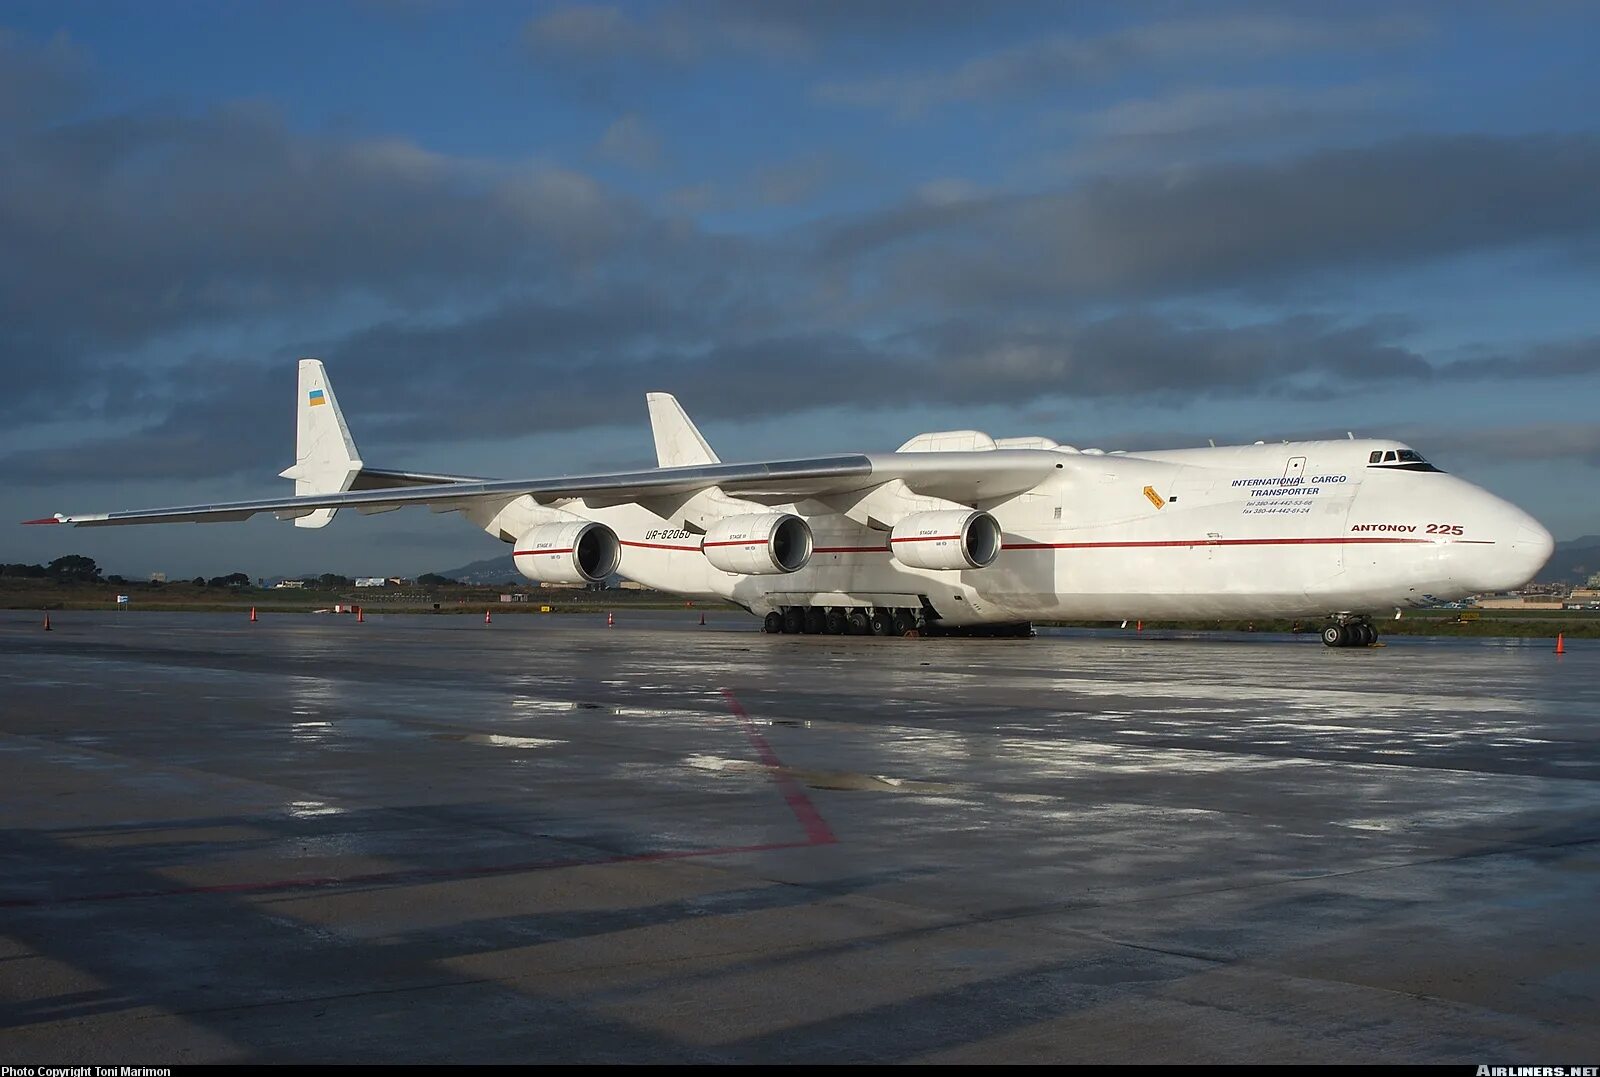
[1322,617,1377,648]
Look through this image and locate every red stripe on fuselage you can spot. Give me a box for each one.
[1000,536,1492,550]
[513,548,573,556]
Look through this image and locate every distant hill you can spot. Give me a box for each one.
[432,554,520,586]
[1541,535,1600,585]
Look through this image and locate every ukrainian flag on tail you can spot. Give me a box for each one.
[308,388,327,407]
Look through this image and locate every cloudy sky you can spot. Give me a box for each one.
[4,0,1599,578]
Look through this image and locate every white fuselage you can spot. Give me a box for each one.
[501,439,1552,626]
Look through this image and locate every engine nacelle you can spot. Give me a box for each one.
[703,513,813,575]
[890,510,1001,570]
[513,521,621,584]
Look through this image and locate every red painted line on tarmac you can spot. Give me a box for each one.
[720,688,838,847]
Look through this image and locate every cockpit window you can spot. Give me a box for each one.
[1368,446,1445,473]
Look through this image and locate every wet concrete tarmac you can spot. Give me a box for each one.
[2,610,1597,1063]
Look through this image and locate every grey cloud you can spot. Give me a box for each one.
[1057,81,1400,171]
[6,309,1563,485]
[596,113,662,170]
[0,27,89,127]
[0,83,700,421]
[524,0,1013,69]
[1383,422,1600,470]
[815,12,1426,116]
[834,134,1600,305]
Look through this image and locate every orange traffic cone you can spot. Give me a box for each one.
[42,611,51,632]
[1556,632,1566,655]
[607,611,614,628]
[1136,620,1143,632]
[484,609,492,624]
[250,607,257,622]
[356,606,364,623]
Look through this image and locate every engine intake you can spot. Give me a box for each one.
[703,513,813,575]
[890,510,1001,570]
[513,521,621,584]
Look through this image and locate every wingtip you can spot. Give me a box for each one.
[22,516,62,525]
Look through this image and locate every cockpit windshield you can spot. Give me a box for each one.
[1368,447,1443,472]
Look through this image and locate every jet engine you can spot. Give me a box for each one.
[889,510,1001,570]
[513,520,621,584]
[703,513,813,575]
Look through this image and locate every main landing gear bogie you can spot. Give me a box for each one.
[762,604,920,637]
[762,605,1034,640]
[1322,618,1377,648]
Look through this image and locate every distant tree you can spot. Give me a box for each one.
[193,576,206,587]
[106,574,126,585]
[47,554,100,581]
[0,563,48,578]
[207,572,251,588]
[417,573,455,587]
[318,573,353,589]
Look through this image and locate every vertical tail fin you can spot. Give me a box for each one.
[646,392,719,468]
[277,359,363,529]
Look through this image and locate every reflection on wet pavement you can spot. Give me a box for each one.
[0,610,1596,1062]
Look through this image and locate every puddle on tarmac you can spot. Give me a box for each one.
[683,753,966,793]
[430,733,564,749]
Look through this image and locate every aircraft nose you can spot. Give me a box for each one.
[1460,506,1554,593]
[1508,518,1556,582]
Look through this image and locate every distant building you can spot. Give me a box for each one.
[499,593,529,603]
[273,580,305,589]
[148,572,166,583]
[355,577,387,588]
[387,577,410,587]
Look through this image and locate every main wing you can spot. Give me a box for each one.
[26,456,884,527]
[27,450,1064,528]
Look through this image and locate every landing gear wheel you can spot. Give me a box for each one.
[869,609,894,636]
[782,606,804,634]
[763,612,783,634]
[846,609,869,635]
[802,608,825,634]
[824,608,846,635]
[892,609,918,636]
[1321,624,1346,648]
[1356,623,1376,646]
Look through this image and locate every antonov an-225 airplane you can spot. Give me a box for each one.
[29,360,1554,647]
